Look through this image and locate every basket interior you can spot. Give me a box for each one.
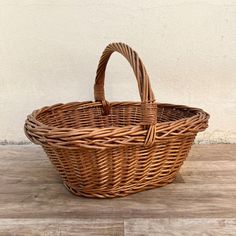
[36,102,197,129]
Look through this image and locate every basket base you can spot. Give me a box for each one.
[63,172,178,198]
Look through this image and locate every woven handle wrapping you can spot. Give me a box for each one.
[94,42,157,146]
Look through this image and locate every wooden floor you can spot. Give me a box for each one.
[0,144,235,235]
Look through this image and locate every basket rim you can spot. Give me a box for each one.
[24,101,209,149]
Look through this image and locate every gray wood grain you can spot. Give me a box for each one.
[0,183,235,219]
[0,144,235,235]
[189,144,236,161]
[125,218,236,236]
[0,219,123,236]
[180,160,236,183]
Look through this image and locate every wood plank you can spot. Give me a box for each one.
[0,145,45,161]
[0,145,235,219]
[0,145,61,184]
[0,183,235,219]
[1,144,236,162]
[0,219,123,236]
[0,146,235,186]
[179,160,236,184]
[125,218,236,236]
[188,144,236,161]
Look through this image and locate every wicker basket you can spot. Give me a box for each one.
[25,42,209,198]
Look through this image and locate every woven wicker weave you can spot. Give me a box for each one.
[25,42,209,198]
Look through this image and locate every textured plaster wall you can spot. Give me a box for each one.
[0,0,235,144]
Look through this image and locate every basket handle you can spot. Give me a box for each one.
[94,42,157,146]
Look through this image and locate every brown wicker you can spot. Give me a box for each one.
[24,42,209,198]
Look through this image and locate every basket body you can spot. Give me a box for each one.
[24,43,209,198]
[25,101,208,198]
[43,135,195,198]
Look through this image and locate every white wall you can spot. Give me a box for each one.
[0,0,236,144]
